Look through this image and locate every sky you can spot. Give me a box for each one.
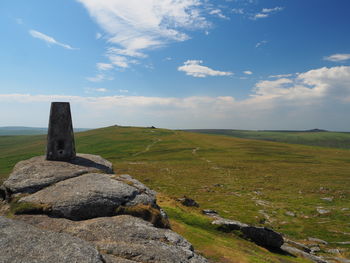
[1,0,350,130]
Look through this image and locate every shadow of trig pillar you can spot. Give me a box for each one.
[46,102,76,161]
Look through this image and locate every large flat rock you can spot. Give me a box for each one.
[15,214,208,263]
[2,153,113,195]
[0,216,104,263]
[19,173,157,220]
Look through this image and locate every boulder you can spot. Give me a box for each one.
[281,244,328,263]
[2,154,113,196]
[0,216,104,263]
[14,214,209,263]
[202,209,218,216]
[178,196,200,207]
[212,218,248,231]
[18,173,157,221]
[241,226,284,248]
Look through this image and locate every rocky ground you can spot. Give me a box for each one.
[0,154,208,263]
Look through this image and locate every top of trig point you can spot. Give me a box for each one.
[46,102,76,161]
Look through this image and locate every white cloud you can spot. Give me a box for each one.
[244,71,253,75]
[253,13,268,19]
[209,9,229,19]
[86,74,113,82]
[252,6,283,20]
[29,30,77,50]
[324,53,350,62]
[178,60,233,78]
[76,0,210,73]
[262,7,283,13]
[255,40,267,48]
[269,73,293,78]
[2,67,350,130]
[97,63,113,71]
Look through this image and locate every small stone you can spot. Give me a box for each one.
[202,209,218,216]
[285,211,296,217]
[326,249,340,254]
[321,197,334,202]
[310,246,321,254]
[308,237,328,245]
[317,208,331,215]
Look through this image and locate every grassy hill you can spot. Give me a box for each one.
[184,129,350,149]
[1,126,349,262]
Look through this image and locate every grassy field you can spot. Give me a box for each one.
[1,126,349,262]
[185,129,350,149]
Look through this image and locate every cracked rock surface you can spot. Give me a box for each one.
[19,173,156,220]
[15,214,208,263]
[2,153,113,196]
[0,216,104,263]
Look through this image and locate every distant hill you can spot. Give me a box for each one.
[183,129,350,149]
[0,126,89,136]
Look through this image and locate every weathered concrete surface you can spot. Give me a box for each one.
[46,102,76,161]
[2,154,113,196]
[0,216,104,263]
[19,173,156,220]
[14,214,209,263]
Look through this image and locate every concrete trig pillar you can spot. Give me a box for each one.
[46,102,76,161]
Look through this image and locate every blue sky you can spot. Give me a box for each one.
[1,0,350,130]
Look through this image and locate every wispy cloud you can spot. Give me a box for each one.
[29,30,77,50]
[209,9,229,20]
[252,6,284,20]
[269,73,293,78]
[85,87,109,93]
[97,63,113,71]
[76,0,211,75]
[244,71,253,75]
[178,60,233,78]
[86,74,113,82]
[324,53,350,62]
[255,40,267,48]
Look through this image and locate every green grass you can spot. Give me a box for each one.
[185,129,350,149]
[1,126,350,262]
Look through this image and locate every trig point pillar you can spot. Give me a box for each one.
[46,102,76,161]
